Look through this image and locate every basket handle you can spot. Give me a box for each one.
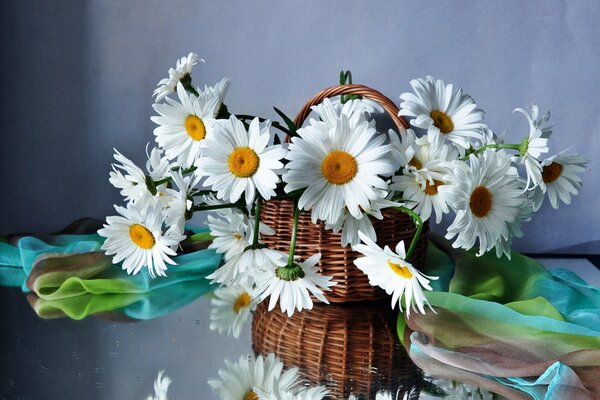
[288,84,409,141]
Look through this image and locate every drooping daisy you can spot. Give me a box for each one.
[391,136,460,223]
[514,105,551,190]
[202,77,231,111]
[325,190,402,247]
[108,149,152,205]
[353,232,437,316]
[399,76,486,151]
[163,170,201,237]
[209,285,258,339]
[145,145,172,182]
[284,110,395,224]
[197,116,287,205]
[311,97,382,129]
[152,82,220,168]
[153,52,204,101]
[98,200,185,277]
[145,370,171,400]
[207,247,287,288]
[253,253,336,317]
[207,353,301,400]
[494,199,533,260]
[389,128,419,170]
[531,153,588,211]
[445,150,528,256]
[207,213,251,261]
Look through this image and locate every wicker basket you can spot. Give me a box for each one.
[261,84,429,303]
[252,300,421,398]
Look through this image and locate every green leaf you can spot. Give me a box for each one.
[188,232,213,243]
[273,107,297,137]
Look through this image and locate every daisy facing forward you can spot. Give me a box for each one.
[98,200,185,277]
[209,285,257,339]
[284,110,394,224]
[353,232,437,316]
[151,82,220,168]
[253,253,336,317]
[399,75,486,151]
[208,353,301,400]
[532,153,588,211]
[445,150,528,256]
[197,116,288,205]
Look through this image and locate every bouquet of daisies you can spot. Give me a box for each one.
[98,53,587,326]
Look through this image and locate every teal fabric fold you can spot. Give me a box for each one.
[0,226,221,320]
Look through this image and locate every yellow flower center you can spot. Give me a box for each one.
[470,186,493,218]
[185,115,206,141]
[228,147,260,177]
[387,259,413,279]
[233,233,242,241]
[321,151,358,185]
[424,179,444,196]
[408,157,423,170]
[542,162,563,184]
[233,292,252,314]
[243,390,259,400]
[430,110,454,134]
[128,224,155,249]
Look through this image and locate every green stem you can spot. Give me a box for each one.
[235,114,292,136]
[463,143,520,160]
[287,203,302,267]
[252,198,262,247]
[153,166,197,187]
[395,206,423,261]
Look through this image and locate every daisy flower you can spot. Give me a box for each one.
[145,370,171,400]
[353,232,437,316]
[325,190,402,247]
[163,170,201,237]
[202,77,231,110]
[151,82,220,168]
[207,213,251,261]
[391,136,460,223]
[494,200,533,260]
[389,128,419,170]
[283,109,394,224]
[399,76,486,151]
[153,52,204,101]
[145,145,172,182]
[445,150,528,256]
[207,247,287,288]
[254,254,336,317]
[311,97,382,129]
[255,382,329,400]
[514,105,551,190]
[531,153,588,210]
[209,285,258,339]
[208,353,301,400]
[108,149,152,205]
[98,200,185,277]
[196,116,288,205]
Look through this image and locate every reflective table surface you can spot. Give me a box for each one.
[1,257,599,400]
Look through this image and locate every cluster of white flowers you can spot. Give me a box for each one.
[99,54,587,324]
[208,353,328,400]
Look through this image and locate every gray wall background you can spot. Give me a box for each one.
[1,0,599,254]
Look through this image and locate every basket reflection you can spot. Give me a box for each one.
[252,300,421,398]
